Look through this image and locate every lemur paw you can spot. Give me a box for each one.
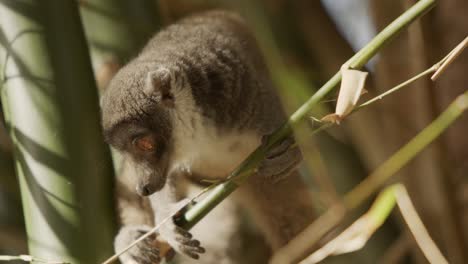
[115,225,170,264]
[158,200,205,260]
[257,135,302,182]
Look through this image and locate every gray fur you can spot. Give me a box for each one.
[102,10,284,136]
[101,10,314,263]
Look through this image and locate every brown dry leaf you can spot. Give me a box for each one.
[322,66,368,124]
[321,113,343,124]
[336,66,368,117]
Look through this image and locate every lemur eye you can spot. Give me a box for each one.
[133,135,156,152]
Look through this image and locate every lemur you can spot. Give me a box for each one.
[101,10,315,264]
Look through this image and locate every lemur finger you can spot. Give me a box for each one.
[258,146,302,177]
[146,251,161,264]
[175,226,192,238]
[165,248,176,260]
[141,245,161,263]
[139,230,157,240]
[133,255,154,264]
[271,151,302,174]
[183,243,205,253]
[175,235,192,244]
[264,137,295,159]
[179,246,200,259]
[192,245,205,253]
[175,236,203,252]
[186,239,201,247]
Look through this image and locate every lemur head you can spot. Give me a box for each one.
[101,59,179,196]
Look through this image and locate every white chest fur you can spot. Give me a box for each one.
[170,89,260,180]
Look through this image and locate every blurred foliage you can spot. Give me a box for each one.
[0,0,115,262]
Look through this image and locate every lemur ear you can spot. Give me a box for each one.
[145,68,174,107]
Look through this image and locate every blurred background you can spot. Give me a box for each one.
[0,0,467,263]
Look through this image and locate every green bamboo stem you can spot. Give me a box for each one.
[0,0,115,263]
[367,185,397,227]
[177,0,437,229]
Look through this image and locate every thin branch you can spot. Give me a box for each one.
[356,66,436,110]
[0,255,68,264]
[354,44,454,112]
[395,184,449,264]
[101,212,175,264]
[431,36,467,80]
[101,183,217,264]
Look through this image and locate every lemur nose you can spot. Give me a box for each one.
[137,183,155,196]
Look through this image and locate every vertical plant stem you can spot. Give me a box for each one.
[0,0,115,262]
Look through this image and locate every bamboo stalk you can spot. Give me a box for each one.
[0,0,115,262]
